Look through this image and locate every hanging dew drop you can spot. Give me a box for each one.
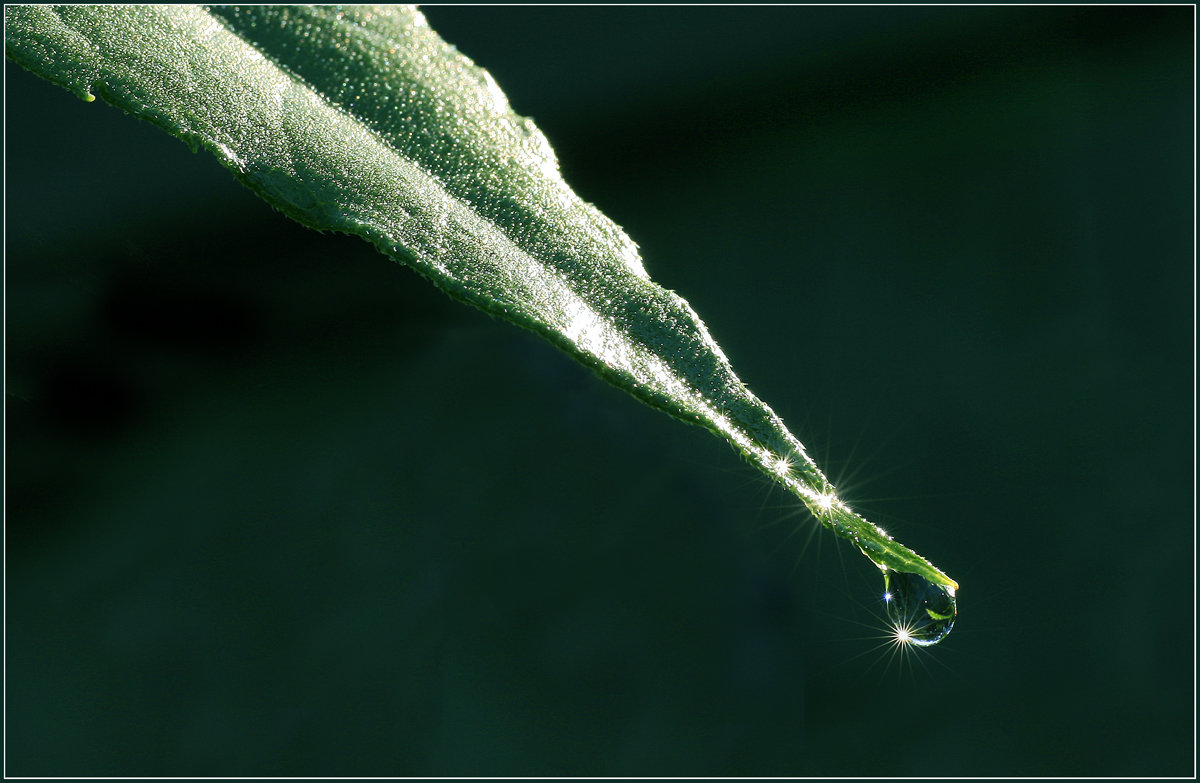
[882,568,956,647]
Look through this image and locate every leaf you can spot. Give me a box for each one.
[4,5,957,596]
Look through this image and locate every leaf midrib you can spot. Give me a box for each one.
[201,6,748,431]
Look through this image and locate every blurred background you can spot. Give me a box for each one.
[5,5,1193,776]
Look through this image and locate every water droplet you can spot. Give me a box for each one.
[883,569,956,646]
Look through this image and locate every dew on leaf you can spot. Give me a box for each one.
[882,568,956,647]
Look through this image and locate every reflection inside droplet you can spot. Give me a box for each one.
[883,568,956,647]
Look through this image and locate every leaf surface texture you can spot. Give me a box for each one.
[4,4,956,589]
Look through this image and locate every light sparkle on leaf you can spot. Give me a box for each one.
[4,3,958,637]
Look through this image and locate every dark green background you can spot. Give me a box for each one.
[5,6,1193,776]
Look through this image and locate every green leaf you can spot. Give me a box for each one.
[4,6,957,602]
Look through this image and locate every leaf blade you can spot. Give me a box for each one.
[4,4,957,591]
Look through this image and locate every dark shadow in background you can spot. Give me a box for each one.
[5,6,1193,776]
